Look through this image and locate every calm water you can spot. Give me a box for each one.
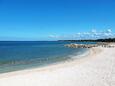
[0,41,88,73]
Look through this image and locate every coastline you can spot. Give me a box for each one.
[0,46,115,86]
[0,48,88,74]
[0,48,91,77]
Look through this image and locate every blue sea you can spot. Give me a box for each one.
[0,41,88,73]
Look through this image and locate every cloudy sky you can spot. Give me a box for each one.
[0,0,115,41]
[49,29,115,40]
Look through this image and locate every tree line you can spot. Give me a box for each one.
[58,38,115,42]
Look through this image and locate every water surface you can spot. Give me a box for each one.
[0,41,88,73]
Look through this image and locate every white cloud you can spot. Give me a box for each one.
[48,29,115,40]
[49,35,56,38]
[106,29,112,33]
[48,34,59,38]
[91,29,97,33]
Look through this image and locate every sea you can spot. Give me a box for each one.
[0,41,89,73]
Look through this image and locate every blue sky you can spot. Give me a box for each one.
[0,0,115,40]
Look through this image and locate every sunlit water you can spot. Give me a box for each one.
[0,41,88,73]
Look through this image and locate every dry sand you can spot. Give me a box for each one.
[0,46,115,86]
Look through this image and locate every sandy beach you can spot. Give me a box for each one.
[0,46,115,86]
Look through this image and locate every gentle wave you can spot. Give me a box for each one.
[0,41,88,73]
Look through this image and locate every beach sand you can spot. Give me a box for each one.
[0,46,115,86]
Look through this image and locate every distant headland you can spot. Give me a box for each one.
[58,38,115,42]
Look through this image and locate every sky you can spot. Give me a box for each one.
[0,0,115,41]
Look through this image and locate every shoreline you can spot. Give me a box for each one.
[0,48,89,75]
[0,46,115,86]
[0,48,92,77]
